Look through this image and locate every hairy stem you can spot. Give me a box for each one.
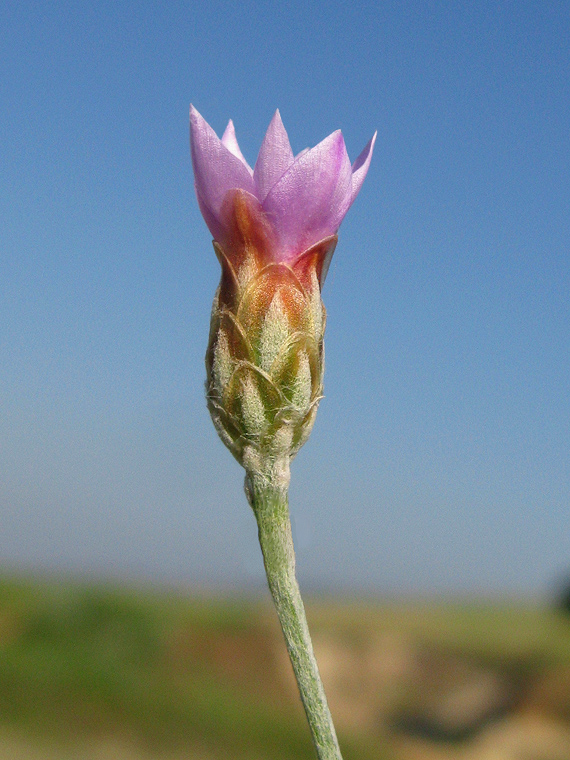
[245,462,343,760]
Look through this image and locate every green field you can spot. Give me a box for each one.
[0,573,569,759]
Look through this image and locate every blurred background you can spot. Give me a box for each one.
[1,0,569,757]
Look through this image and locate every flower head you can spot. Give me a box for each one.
[190,106,376,266]
[191,107,375,471]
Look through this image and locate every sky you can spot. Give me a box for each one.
[1,0,569,597]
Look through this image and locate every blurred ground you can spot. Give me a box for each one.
[1,573,569,759]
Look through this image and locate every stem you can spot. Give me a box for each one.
[245,464,343,760]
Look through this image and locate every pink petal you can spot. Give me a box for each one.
[221,120,253,175]
[262,130,352,260]
[195,188,225,242]
[189,105,255,226]
[253,110,294,203]
[321,131,378,233]
[351,131,377,202]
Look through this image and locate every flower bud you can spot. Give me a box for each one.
[190,107,375,477]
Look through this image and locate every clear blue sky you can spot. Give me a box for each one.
[1,0,568,596]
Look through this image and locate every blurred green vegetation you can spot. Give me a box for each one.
[308,596,570,664]
[0,572,569,759]
[0,574,383,759]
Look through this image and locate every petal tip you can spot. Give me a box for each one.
[222,119,235,139]
[350,130,377,201]
[189,103,202,124]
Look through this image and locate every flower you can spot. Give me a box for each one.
[190,107,375,472]
[190,106,376,267]
[190,109,374,756]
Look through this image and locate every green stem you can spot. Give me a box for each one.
[245,463,343,760]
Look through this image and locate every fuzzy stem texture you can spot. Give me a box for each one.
[245,460,343,760]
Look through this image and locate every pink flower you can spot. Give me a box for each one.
[190,106,376,264]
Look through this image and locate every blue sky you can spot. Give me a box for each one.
[1,0,569,596]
